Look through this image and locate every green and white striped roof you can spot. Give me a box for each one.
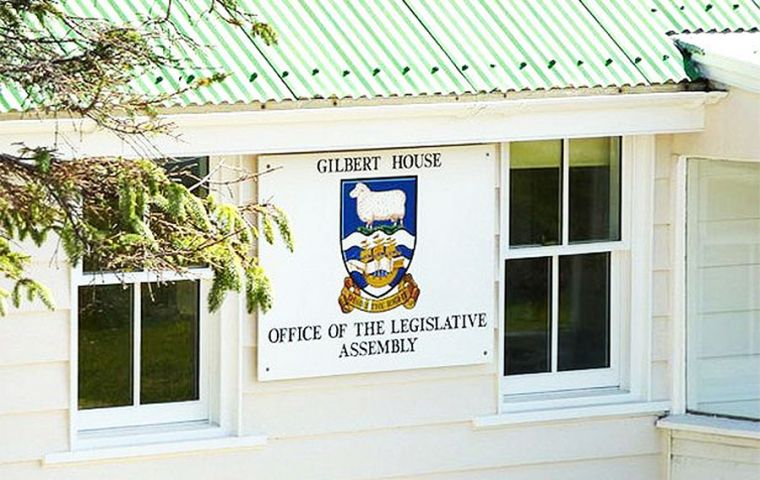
[2,0,759,112]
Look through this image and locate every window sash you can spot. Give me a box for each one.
[75,270,211,431]
[501,250,623,395]
[499,138,631,396]
[685,157,760,421]
[77,268,214,286]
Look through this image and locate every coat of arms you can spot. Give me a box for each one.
[338,177,420,313]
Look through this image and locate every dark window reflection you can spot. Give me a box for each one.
[83,157,209,272]
[569,137,621,242]
[140,281,200,404]
[510,141,562,246]
[161,157,210,198]
[558,253,610,371]
[505,257,551,375]
[78,285,133,409]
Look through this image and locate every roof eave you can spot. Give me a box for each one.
[692,53,760,94]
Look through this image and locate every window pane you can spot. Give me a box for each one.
[83,157,210,272]
[509,140,562,246]
[687,159,760,420]
[140,281,200,404]
[162,157,210,198]
[505,257,551,375]
[78,285,133,409]
[558,253,610,371]
[568,137,621,243]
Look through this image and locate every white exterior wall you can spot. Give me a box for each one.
[652,134,675,404]
[0,154,667,480]
[0,240,71,467]
[659,87,760,480]
[0,92,722,479]
[669,431,760,480]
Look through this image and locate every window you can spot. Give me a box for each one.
[686,158,760,421]
[75,157,214,431]
[502,137,626,395]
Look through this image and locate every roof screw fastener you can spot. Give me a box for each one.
[705,4,713,12]
[402,66,411,74]
[634,57,642,63]
[733,4,740,9]
[249,72,258,81]
[155,76,163,84]
[547,59,556,69]
[489,63,496,68]
[431,66,439,74]
[576,60,584,66]
[519,62,527,69]
[282,71,289,78]
[605,58,613,66]
[662,54,670,61]
[312,68,320,75]
[461,64,469,71]
[342,70,350,77]
[186,74,195,83]
[372,68,381,76]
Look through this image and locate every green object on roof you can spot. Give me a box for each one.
[1,0,759,113]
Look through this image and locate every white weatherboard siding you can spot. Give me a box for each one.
[672,89,760,161]
[0,94,717,479]
[670,431,760,480]
[651,134,676,403]
[3,417,664,480]
[0,238,72,466]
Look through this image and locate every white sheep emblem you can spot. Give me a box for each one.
[349,182,406,229]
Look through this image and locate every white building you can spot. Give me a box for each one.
[0,2,758,479]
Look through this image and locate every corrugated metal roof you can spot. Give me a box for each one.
[407,0,649,92]
[650,0,760,33]
[0,0,294,112]
[243,0,471,99]
[1,0,759,113]
[67,0,294,103]
[582,0,760,85]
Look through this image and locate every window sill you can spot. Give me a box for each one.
[657,414,760,441]
[474,398,670,430]
[43,423,268,466]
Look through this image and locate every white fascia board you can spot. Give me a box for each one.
[0,92,723,158]
[692,52,760,94]
[676,34,760,94]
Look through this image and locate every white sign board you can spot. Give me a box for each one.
[258,145,495,381]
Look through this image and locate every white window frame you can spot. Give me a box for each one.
[58,155,252,457]
[499,136,638,399]
[671,154,760,420]
[73,267,215,431]
[71,154,217,432]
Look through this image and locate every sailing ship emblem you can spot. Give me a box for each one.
[338,177,420,313]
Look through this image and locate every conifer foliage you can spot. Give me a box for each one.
[0,1,290,315]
